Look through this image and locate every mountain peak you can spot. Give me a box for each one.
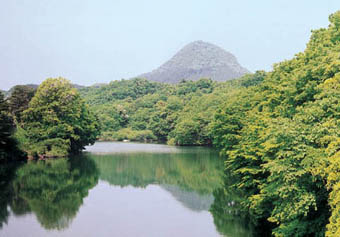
[138,41,249,83]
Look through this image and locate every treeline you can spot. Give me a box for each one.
[79,72,265,145]
[211,11,340,236]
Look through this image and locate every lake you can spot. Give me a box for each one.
[0,142,253,237]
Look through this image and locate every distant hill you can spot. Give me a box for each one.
[137,40,249,83]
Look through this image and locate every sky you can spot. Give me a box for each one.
[0,0,339,90]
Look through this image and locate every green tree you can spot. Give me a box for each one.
[7,85,36,123]
[170,118,201,145]
[239,71,266,88]
[21,78,100,157]
[148,97,183,141]
[0,92,24,162]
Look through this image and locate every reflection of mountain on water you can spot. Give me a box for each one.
[161,184,214,212]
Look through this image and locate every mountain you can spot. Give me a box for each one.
[137,40,249,83]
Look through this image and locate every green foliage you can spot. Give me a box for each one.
[100,128,156,142]
[239,70,266,88]
[7,85,36,123]
[80,77,252,144]
[168,86,234,145]
[211,11,340,237]
[80,78,169,105]
[21,78,100,157]
[148,97,184,141]
[0,93,14,159]
[0,92,24,162]
[170,118,201,145]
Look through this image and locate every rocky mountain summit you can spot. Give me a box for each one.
[138,40,249,83]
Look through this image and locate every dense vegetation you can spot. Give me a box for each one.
[0,92,25,163]
[15,78,100,158]
[0,79,100,159]
[211,11,340,237]
[7,85,36,124]
[79,73,265,145]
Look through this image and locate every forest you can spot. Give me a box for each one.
[1,10,340,237]
[78,71,265,145]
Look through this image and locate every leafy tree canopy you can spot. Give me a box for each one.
[7,85,36,123]
[0,92,24,162]
[21,78,100,157]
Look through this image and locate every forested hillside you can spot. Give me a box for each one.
[79,73,265,145]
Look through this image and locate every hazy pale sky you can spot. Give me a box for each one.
[1,0,339,90]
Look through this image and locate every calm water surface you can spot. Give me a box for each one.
[0,142,253,237]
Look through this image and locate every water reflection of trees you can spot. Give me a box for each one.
[89,151,224,212]
[0,163,20,229]
[89,151,224,195]
[0,156,98,230]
